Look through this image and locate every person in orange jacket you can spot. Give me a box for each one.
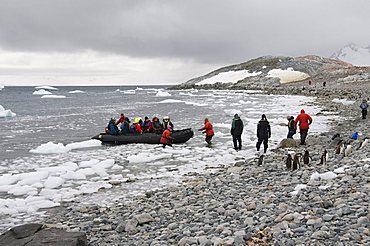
[198,118,215,145]
[160,125,173,148]
[294,109,313,145]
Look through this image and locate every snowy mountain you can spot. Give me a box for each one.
[331,43,370,66]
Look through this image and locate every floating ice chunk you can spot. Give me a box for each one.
[68,90,85,94]
[290,184,307,195]
[159,99,184,104]
[184,101,208,107]
[213,123,230,129]
[8,185,38,196]
[0,174,20,186]
[30,140,101,154]
[79,159,100,168]
[310,171,337,181]
[0,85,4,90]
[30,142,69,154]
[122,90,136,94]
[0,105,16,117]
[112,164,123,170]
[156,90,171,97]
[32,89,52,95]
[332,98,355,105]
[127,153,172,164]
[41,95,66,99]
[61,171,86,180]
[35,85,58,90]
[44,177,64,189]
[135,87,144,90]
[79,181,112,194]
[75,168,96,176]
[224,109,242,117]
[267,68,310,83]
[65,139,101,149]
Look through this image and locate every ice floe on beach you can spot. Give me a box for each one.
[41,95,66,99]
[30,140,101,154]
[332,98,355,105]
[0,105,16,118]
[33,89,53,95]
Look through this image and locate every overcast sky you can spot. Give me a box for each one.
[0,0,369,86]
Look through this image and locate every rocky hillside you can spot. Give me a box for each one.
[171,55,370,90]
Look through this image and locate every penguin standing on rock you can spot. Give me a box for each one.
[257,154,264,166]
[303,150,312,165]
[344,144,352,157]
[292,153,301,170]
[286,154,293,170]
[359,138,368,149]
[335,140,344,154]
[320,150,328,165]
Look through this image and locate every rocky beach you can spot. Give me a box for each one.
[8,85,364,246]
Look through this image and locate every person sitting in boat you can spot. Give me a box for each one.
[160,125,173,148]
[115,113,125,125]
[152,116,162,134]
[120,117,131,134]
[131,117,143,134]
[162,116,174,131]
[142,116,153,133]
[106,118,119,135]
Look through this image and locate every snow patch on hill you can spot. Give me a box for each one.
[196,70,261,85]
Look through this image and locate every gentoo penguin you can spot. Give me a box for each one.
[286,154,293,170]
[303,150,312,165]
[344,144,352,157]
[257,154,264,166]
[320,150,328,165]
[292,154,301,170]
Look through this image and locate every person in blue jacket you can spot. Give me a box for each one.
[360,99,369,119]
[106,118,119,135]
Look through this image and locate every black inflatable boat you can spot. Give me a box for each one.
[92,128,194,145]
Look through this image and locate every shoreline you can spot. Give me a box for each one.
[5,87,370,245]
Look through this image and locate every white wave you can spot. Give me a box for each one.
[68,90,85,94]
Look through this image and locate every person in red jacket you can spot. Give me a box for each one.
[115,113,125,125]
[160,125,173,148]
[294,109,313,145]
[198,118,215,146]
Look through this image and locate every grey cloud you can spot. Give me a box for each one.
[0,0,369,63]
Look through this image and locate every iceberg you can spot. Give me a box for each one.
[0,105,16,117]
[33,89,52,95]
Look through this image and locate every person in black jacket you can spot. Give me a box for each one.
[256,114,271,153]
[231,114,244,150]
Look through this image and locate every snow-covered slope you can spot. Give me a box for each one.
[331,43,370,66]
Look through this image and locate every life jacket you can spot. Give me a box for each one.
[160,129,172,145]
[201,120,214,136]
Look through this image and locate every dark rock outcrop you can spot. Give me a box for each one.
[0,223,87,246]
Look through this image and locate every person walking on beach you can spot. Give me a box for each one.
[286,116,296,139]
[360,99,369,119]
[256,114,271,153]
[231,114,244,150]
[198,118,215,146]
[294,109,313,145]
